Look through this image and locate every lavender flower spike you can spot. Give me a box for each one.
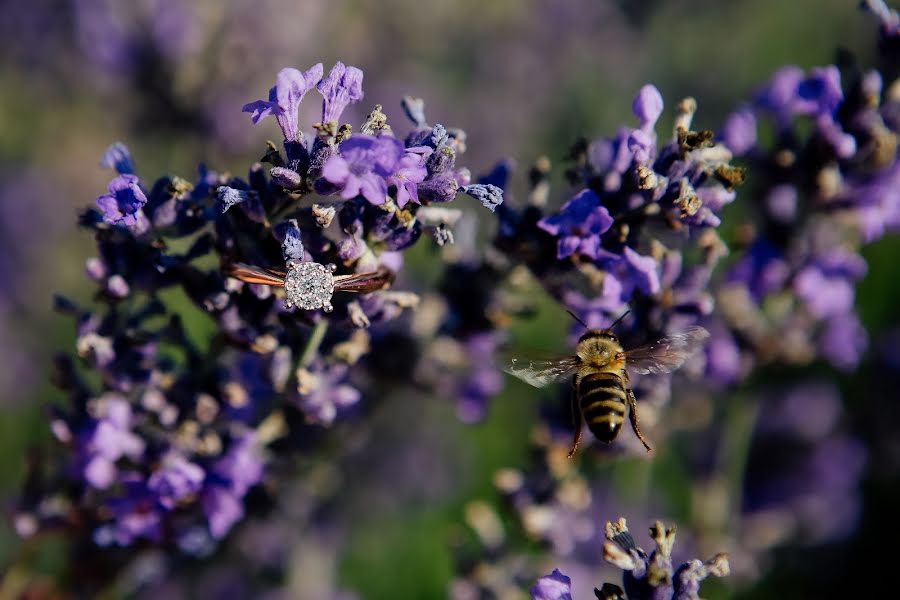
[96,174,147,226]
[538,189,614,259]
[318,61,364,124]
[530,569,573,600]
[242,64,324,142]
[601,518,729,600]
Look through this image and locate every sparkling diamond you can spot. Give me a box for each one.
[283,262,335,311]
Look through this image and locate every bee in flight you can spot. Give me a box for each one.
[505,311,709,456]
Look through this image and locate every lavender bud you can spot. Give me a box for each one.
[461,184,504,212]
[100,142,134,175]
[280,219,304,261]
[269,166,303,189]
[217,186,250,213]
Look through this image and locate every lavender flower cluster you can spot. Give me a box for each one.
[450,5,898,595]
[476,83,744,448]
[531,519,729,600]
[16,61,501,557]
[14,3,900,597]
[704,60,900,378]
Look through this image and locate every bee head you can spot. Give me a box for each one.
[578,329,619,344]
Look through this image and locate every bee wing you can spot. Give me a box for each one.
[624,326,710,375]
[333,267,395,294]
[504,355,580,388]
[226,263,285,286]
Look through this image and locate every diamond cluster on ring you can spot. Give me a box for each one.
[284,261,335,311]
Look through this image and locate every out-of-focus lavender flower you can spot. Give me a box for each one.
[83,396,146,489]
[148,452,205,509]
[96,174,148,226]
[101,142,135,174]
[740,383,867,548]
[720,108,757,156]
[530,569,572,600]
[294,362,361,425]
[711,50,900,375]
[862,0,900,37]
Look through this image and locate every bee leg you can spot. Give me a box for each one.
[626,388,652,452]
[568,378,582,458]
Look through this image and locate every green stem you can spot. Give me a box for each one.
[299,319,328,367]
[720,393,760,537]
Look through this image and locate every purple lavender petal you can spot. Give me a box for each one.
[203,485,244,539]
[148,453,206,510]
[632,84,664,130]
[623,247,660,295]
[530,569,572,600]
[538,189,613,260]
[96,174,147,226]
[721,108,757,155]
[100,142,134,174]
[318,62,364,123]
[242,64,322,141]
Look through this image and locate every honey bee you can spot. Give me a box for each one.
[505,312,709,456]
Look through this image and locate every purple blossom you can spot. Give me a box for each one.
[863,0,900,36]
[622,247,661,296]
[295,362,361,426]
[148,452,205,509]
[721,108,757,155]
[242,64,323,142]
[756,65,844,124]
[633,84,664,131]
[819,313,868,370]
[456,333,504,423]
[388,150,428,208]
[530,569,572,600]
[203,485,245,539]
[94,483,163,546]
[317,61,364,124]
[100,141,134,174]
[213,434,264,497]
[84,397,145,489]
[764,184,797,223]
[538,189,613,259]
[322,135,404,205]
[96,174,147,226]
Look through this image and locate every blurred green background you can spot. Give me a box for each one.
[0,0,892,598]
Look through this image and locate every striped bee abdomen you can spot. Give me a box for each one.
[578,371,627,443]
